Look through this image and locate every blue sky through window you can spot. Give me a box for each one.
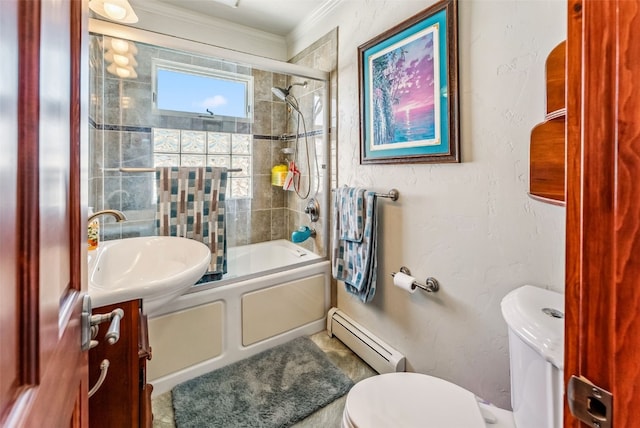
[156,68,247,118]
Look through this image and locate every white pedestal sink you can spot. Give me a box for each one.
[88,236,211,314]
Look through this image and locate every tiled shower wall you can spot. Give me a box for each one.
[89,34,320,248]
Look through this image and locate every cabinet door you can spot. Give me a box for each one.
[89,300,142,427]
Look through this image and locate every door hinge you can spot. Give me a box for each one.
[567,375,613,428]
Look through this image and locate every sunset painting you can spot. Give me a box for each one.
[359,1,459,164]
[367,24,441,150]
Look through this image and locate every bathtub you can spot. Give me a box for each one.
[146,239,331,396]
[202,239,323,288]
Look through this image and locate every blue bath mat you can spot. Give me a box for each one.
[171,336,354,428]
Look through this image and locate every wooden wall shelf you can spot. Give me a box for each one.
[529,41,567,205]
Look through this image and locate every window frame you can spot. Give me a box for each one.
[151,58,254,122]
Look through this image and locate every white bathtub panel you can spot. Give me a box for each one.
[147,301,224,380]
[242,274,326,346]
[148,260,330,397]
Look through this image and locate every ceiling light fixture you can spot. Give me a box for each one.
[89,0,139,23]
[104,37,139,80]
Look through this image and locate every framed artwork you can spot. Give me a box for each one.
[358,0,459,164]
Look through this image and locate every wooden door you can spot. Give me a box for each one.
[0,1,89,426]
[565,0,640,426]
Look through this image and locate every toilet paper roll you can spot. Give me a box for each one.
[393,272,417,293]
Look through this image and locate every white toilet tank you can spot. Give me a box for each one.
[501,285,565,428]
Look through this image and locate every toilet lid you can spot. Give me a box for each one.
[344,373,486,428]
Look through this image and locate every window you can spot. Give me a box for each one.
[153,128,252,199]
[153,59,253,120]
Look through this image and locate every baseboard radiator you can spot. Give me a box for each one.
[327,307,405,374]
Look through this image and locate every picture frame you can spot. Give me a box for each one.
[358,0,459,164]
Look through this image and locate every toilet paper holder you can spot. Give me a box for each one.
[390,266,440,293]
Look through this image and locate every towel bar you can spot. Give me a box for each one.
[332,187,399,201]
[376,188,399,201]
[390,266,440,293]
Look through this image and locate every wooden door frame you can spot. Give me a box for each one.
[565,0,640,425]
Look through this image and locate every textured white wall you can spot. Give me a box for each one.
[290,0,567,408]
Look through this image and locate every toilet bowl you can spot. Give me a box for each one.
[341,285,564,428]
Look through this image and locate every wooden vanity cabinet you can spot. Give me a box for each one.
[88,299,153,428]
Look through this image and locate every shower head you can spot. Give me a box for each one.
[272,86,304,114]
[271,81,308,102]
[271,86,289,101]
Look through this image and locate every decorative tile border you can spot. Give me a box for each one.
[253,129,324,141]
[89,117,152,133]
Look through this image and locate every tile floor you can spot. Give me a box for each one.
[151,331,376,428]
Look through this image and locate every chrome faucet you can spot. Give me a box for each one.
[88,209,127,224]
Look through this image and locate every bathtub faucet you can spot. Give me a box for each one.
[291,226,315,243]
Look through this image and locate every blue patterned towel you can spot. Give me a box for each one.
[156,167,228,277]
[337,187,366,242]
[332,187,378,302]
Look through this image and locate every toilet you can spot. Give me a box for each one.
[342,285,564,428]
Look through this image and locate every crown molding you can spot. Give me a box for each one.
[288,0,343,42]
